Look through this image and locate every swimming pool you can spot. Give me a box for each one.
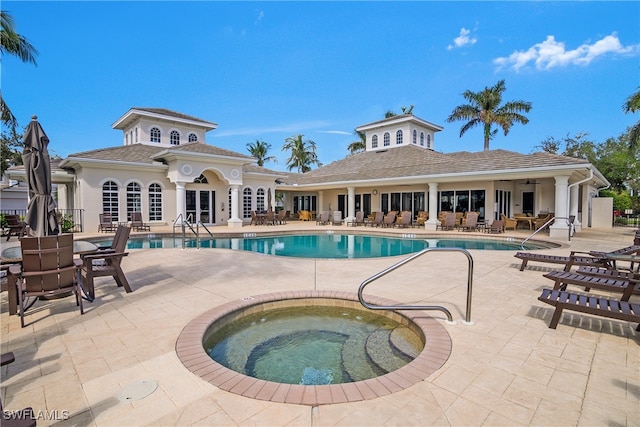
[88,233,554,259]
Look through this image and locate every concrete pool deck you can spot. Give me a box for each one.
[1,223,638,426]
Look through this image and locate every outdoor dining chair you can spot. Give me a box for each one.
[81,225,132,299]
[8,233,84,327]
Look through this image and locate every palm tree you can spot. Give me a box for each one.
[623,87,640,150]
[347,130,366,155]
[1,11,39,130]
[282,134,320,173]
[446,80,532,151]
[246,139,277,167]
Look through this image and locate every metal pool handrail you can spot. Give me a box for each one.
[357,247,474,324]
[172,214,198,249]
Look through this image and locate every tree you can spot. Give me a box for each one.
[1,126,24,176]
[446,79,532,151]
[623,87,640,150]
[282,134,321,173]
[347,130,366,155]
[246,139,277,167]
[1,11,39,130]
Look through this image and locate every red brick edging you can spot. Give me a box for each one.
[175,290,452,405]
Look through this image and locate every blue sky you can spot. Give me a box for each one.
[3,1,639,172]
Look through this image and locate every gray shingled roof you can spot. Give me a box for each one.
[65,142,254,164]
[283,145,591,185]
[132,108,213,124]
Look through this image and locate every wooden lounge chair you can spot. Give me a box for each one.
[437,212,457,231]
[3,214,28,241]
[8,234,84,327]
[81,225,131,299]
[276,209,287,224]
[542,269,639,302]
[382,211,397,228]
[365,211,384,227]
[331,211,343,226]
[514,251,610,272]
[347,211,365,227]
[485,219,504,234]
[131,212,150,231]
[459,212,479,232]
[394,211,412,228]
[1,352,37,426]
[537,288,640,330]
[98,213,115,233]
[316,211,330,225]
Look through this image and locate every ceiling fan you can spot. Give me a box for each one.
[521,179,541,185]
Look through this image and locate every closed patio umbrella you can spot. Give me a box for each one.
[22,115,59,236]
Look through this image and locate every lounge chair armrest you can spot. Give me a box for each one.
[8,264,22,275]
[82,252,129,261]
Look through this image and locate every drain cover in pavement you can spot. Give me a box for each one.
[117,380,158,402]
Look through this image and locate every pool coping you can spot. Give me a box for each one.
[175,290,452,406]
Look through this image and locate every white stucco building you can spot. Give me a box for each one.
[5,108,611,240]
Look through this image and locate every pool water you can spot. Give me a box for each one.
[203,306,423,385]
[89,233,550,258]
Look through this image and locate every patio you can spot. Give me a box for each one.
[1,224,638,426]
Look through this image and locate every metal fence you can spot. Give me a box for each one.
[613,214,640,228]
[0,209,85,233]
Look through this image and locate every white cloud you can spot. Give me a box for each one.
[318,130,352,135]
[494,33,639,71]
[213,120,332,137]
[447,28,477,50]
[255,10,264,25]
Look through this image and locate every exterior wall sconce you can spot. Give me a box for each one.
[221,202,225,211]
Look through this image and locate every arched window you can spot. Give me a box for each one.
[188,133,198,142]
[383,132,390,147]
[371,135,378,149]
[126,182,142,221]
[135,128,138,142]
[148,183,162,221]
[125,133,129,145]
[412,130,417,144]
[257,188,265,212]
[102,181,119,221]
[150,127,161,143]
[427,134,432,148]
[194,174,208,184]
[420,132,425,146]
[170,130,180,145]
[396,130,403,145]
[243,188,252,219]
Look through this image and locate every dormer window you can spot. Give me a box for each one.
[412,129,417,144]
[396,130,403,145]
[427,134,431,148]
[170,130,180,146]
[188,133,198,142]
[150,127,161,143]
[371,135,378,149]
[383,132,390,147]
[420,132,424,146]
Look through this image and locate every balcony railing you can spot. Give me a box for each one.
[1,209,85,233]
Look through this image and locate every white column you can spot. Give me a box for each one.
[569,184,582,232]
[425,182,439,230]
[228,185,243,228]
[56,184,68,210]
[175,182,186,224]
[346,187,355,223]
[549,175,570,240]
